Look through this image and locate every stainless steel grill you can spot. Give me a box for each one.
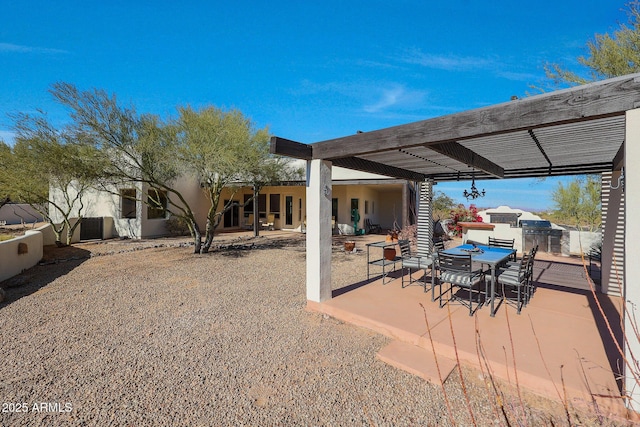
[520,220,563,253]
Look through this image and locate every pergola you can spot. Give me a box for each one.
[270,73,640,409]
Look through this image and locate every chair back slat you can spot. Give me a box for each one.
[488,237,515,249]
[527,245,538,278]
[433,238,445,252]
[437,252,473,273]
[398,239,412,258]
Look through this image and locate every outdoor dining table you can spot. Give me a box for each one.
[438,243,516,317]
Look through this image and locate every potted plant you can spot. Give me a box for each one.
[383,246,397,261]
[344,240,356,253]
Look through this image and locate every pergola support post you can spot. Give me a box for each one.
[306,159,333,303]
[416,179,434,257]
[625,109,640,410]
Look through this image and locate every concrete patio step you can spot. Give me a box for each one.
[377,340,457,384]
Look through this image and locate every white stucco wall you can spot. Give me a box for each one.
[569,230,602,255]
[0,229,44,282]
[625,108,640,411]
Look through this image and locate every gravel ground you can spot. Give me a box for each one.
[0,233,628,426]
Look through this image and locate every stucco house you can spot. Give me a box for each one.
[49,165,415,242]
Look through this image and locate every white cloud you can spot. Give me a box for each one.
[0,42,68,54]
[364,86,405,113]
[398,48,494,71]
[363,84,428,114]
[292,79,429,119]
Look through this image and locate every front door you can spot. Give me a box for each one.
[224,200,239,228]
[350,198,359,222]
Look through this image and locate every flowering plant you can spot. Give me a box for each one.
[447,204,483,237]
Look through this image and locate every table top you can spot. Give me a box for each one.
[440,244,514,266]
[366,240,399,248]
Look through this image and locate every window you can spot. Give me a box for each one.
[365,200,369,214]
[244,194,253,215]
[258,194,267,219]
[147,188,168,219]
[270,194,281,218]
[298,198,302,221]
[120,189,136,219]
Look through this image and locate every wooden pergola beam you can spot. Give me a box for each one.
[613,141,625,171]
[270,136,312,159]
[310,74,640,160]
[331,157,426,181]
[429,141,504,178]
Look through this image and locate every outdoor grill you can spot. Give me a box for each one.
[520,220,563,253]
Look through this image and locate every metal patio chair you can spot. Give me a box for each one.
[488,237,516,263]
[364,218,382,234]
[436,251,485,316]
[398,239,434,292]
[489,248,533,314]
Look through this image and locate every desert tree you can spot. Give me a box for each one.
[544,1,640,87]
[0,141,12,210]
[551,175,601,231]
[49,82,210,251]
[174,106,301,253]
[4,112,104,245]
[52,83,298,253]
[432,190,456,220]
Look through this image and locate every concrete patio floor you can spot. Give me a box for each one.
[309,253,629,418]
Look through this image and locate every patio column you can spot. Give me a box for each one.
[402,181,409,228]
[625,108,640,410]
[416,179,434,257]
[601,170,624,296]
[306,159,332,303]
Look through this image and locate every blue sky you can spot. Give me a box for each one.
[0,1,628,211]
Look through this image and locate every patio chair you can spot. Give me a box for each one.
[262,213,275,230]
[489,248,533,314]
[364,218,382,234]
[398,239,434,292]
[488,237,516,262]
[488,237,515,249]
[525,245,538,301]
[436,251,485,316]
[433,238,445,252]
[244,214,254,230]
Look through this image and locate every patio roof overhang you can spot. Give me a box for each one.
[270,73,640,412]
[271,73,640,181]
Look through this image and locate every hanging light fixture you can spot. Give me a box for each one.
[463,155,485,200]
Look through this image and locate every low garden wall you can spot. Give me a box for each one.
[0,224,47,283]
